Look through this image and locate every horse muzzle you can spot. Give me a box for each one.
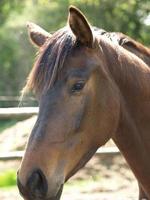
[17,169,63,200]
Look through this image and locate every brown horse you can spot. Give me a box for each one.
[17,6,150,200]
[98,30,150,66]
[92,26,150,66]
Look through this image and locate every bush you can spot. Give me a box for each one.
[0,0,149,98]
[0,170,16,187]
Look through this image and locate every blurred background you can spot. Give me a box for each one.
[0,0,149,102]
[0,0,149,199]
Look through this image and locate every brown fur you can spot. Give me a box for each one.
[18,6,150,200]
[23,27,75,95]
[23,28,150,96]
[93,27,150,65]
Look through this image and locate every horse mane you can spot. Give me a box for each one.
[115,32,150,57]
[99,33,150,99]
[22,25,150,98]
[22,27,75,95]
[94,28,150,59]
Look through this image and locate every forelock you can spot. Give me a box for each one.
[23,27,75,95]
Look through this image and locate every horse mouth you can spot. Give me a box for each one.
[47,184,63,200]
[18,181,63,200]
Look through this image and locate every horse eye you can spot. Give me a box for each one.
[71,81,85,93]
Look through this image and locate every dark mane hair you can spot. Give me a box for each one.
[23,26,150,97]
[114,32,150,57]
[95,28,150,58]
[23,27,75,95]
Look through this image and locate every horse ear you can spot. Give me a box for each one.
[26,22,51,47]
[68,6,93,47]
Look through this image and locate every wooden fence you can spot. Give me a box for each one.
[0,107,38,120]
[0,96,36,101]
[0,105,120,161]
[0,147,120,161]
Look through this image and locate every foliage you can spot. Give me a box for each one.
[0,0,149,98]
[0,168,99,188]
[0,170,16,187]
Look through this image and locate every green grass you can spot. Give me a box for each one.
[0,169,101,189]
[0,119,18,133]
[0,170,16,187]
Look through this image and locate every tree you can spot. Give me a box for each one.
[0,0,149,99]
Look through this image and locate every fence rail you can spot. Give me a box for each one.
[0,106,120,160]
[0,107,38,120]
[0,96,36,101]
[0,151,24,161]
[0,147,120,161]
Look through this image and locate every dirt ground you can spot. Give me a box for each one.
[0,154,138,200]
[0,117,139,200]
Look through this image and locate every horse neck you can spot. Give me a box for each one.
[123,42,150,66]
[100,39,150,100]
[114,100,150,196]
[100,40,150,195]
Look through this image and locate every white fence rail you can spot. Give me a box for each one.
[0,147,120,161]
[0,107,38,119]
[0,96,36,101]
[0,107,120,160]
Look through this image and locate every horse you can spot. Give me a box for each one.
[99,30,150,66]
[92,27,150,66]
[17,6,150,200]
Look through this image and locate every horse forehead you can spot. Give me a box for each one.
[64,47,98,69]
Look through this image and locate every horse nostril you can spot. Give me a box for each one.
[26,169,48,198]
[17,176,27,197]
